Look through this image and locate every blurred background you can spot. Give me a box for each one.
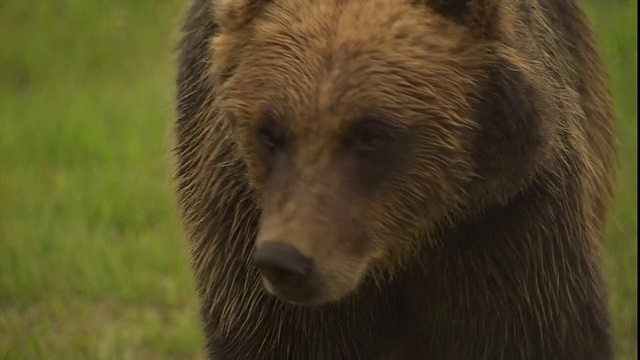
[0,1,636,359]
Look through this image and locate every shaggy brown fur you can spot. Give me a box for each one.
[174,0,616,358]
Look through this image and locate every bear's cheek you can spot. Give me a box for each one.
[364,153,474,251]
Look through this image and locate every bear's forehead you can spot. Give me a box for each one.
[223,0,473,134]
[245,0,466,82]
[256,0,453,45]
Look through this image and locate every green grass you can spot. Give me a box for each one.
[585,1,638,359]
[0,1,636,359]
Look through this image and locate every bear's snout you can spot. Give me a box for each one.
[252,242,320,304]
[252,242,314,283]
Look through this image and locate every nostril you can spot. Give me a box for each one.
[252,242,313,286]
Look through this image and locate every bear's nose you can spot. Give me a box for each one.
[252,242,313,287]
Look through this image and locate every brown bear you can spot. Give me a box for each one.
[173,0,617,359]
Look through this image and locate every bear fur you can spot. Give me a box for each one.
[174,0,616,359]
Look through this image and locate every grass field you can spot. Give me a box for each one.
[0,1,636,359]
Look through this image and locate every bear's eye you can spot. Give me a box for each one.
[259,128,275,149]
[257,127,283,153]
[351,121,391,152]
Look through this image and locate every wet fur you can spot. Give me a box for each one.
[174,0,616,358]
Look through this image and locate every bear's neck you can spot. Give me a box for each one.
[393,169,610,359]
[202,266,408,359]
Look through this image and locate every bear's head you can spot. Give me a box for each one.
[210,0,556,305]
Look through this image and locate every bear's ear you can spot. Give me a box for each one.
[419,0,500,37]
[214,0,272,31]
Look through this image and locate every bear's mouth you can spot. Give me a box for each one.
[259,270,324,306]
